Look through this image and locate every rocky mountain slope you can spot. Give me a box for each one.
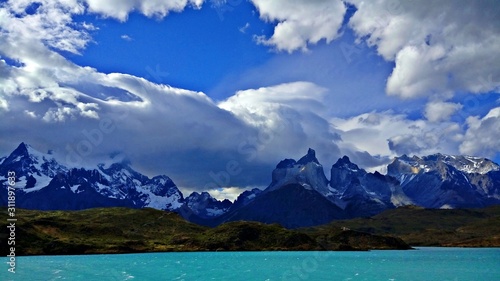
[387,154,500,208]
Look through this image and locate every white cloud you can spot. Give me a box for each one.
[0,97,8,111]
[332,111,464,161]
[0,0,206,123]
[120,34,133,41]
[424,101,462,122]
[85,0,204,21]
[219,81,342,164]
[24,110,37,118]
[460,107,500,158]
[207,187,249,202]
[251,0,346,53]
[0,0,89,54]
[0,0,205,56]
[0,30,102,119]
[239,22,249,34]
[219,81,328,126]
[42,106,76,122]
[347,0,500,99]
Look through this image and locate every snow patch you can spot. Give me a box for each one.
[137,184,182,210]
[15,176,27,190]
[206,208,225,217]
[70,185,80,193]
[22,174,52,193]
[440,204,454,209]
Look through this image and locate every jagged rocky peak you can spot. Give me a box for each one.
[0,142,67,184]
[184,191,232,219]
[0,143,32,173]
[267,148,330,197]
[272,149,322,185]
[0,142,185,212]
[297,148,320,165]
[12,142,30,155]
[186,191,232,206]
[332,156,360,171]
[231,188,262,210]
[4,142,39,167]
[388,154,456,180]
[386,152,500,209]
[151,174,174,185]
[436,154,500,175]
[98,161,149,184]
[276,158,296,169]
[330,156,366,193]
[148,175,178,197]
[187,191,212,201]
[387,155,422,177]
[329,155,399,215]
[389,153,500,177]
[273,148,319,172]
[10,142,55,163]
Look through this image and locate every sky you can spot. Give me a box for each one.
[0,0,499,201]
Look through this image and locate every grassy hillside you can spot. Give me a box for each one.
[305,205,500,247]
[1,207,206,255]
[4,204,494,255]
[0,207,410,255]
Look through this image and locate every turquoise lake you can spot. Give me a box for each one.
[2,247,499,280]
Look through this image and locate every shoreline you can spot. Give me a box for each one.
[7,246,500,258]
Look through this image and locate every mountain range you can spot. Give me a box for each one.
[1,142,499,228]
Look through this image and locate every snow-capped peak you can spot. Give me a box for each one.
[0,142,67,180]
[0,142,185,212]
[391,153,500,175]
[0,143,69,193]
[441,155,500,175]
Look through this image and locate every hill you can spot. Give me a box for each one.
[0,207,410,255]
[304,205,500,247]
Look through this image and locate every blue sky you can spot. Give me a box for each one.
[0,0,499,200]
[69,2,274,96]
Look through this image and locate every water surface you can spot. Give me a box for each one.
[2,247,499,280]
